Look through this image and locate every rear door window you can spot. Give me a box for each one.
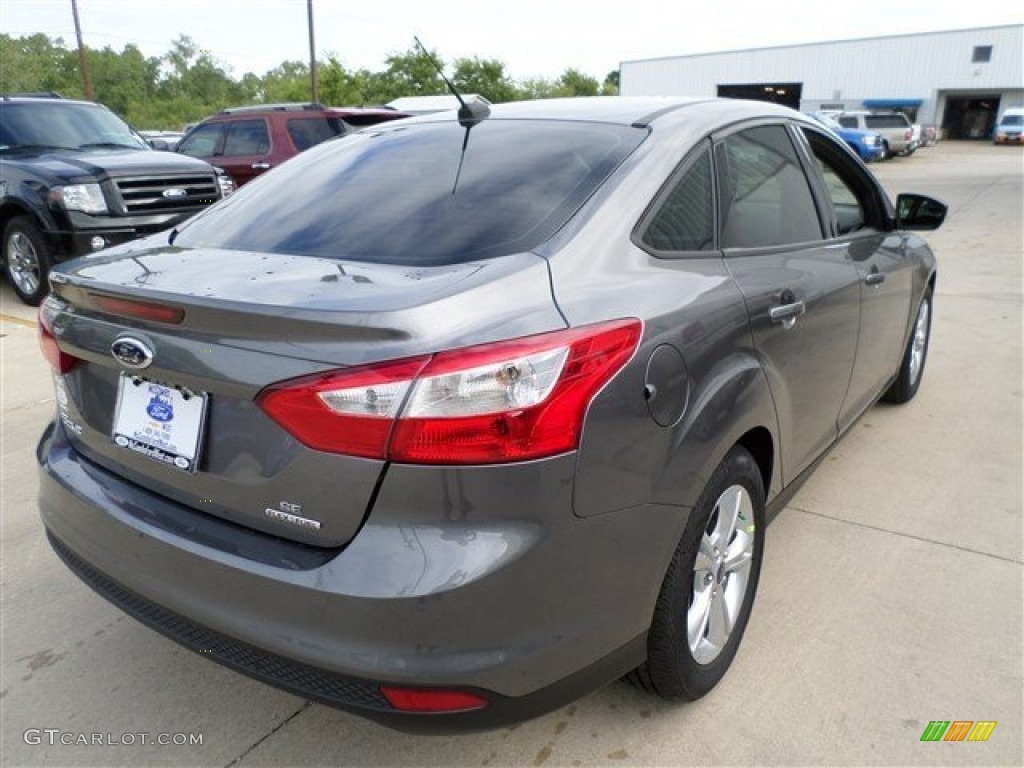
[715,124,823,248]
[287,117,346,152]
[223,119,270,156]
[837,116,858,129]
[176,120,645,265]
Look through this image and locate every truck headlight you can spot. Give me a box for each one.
[864,136,879,146]
[52,183,108,214]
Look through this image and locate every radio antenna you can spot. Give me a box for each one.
[413,36,490,127]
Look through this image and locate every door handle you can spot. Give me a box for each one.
[769,300,806,330]
[251,162,271,170]
[864,271,886,286]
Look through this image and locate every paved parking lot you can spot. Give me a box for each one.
[1,141,1021,767]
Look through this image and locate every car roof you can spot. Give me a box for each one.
[325,107,409,118]
[401,96,803,128]
[0,96,105,108]
[209,103,405,118]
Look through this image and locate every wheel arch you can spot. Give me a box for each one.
[0,200,47,237]
[898,245,938,353]
[653,352,782,511]
[0,200,57,305]
[735,426,774,499]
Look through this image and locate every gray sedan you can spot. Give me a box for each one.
[36,97,944,730]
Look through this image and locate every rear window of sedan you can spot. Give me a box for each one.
[175,120,645,265]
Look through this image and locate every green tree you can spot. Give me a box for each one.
[87,44,160,120]
[261,60,311,103]
[318,56,376,105]
[156,35,244,117]
[371,44,447,102]
[554,68,600,97]
[514,76,558,100]
[0,32,620,128]
[452,57,517,103]
[0,33,79,95]
[238,72,265,103]
[602,69,619,96]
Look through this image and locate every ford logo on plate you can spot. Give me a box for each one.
[162,188,188,199]
[111,337,154,369]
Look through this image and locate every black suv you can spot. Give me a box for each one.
[0,95,233,305]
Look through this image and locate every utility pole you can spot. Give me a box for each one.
[70,0,94,100]
[307,0,318,104]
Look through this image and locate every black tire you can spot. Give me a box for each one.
[2,215,52,306]
[626,446,765,700]
[882,140,892,159]
[883,287,933,404]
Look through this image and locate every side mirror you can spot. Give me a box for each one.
[896,193,947,231]
[148,138,170,151]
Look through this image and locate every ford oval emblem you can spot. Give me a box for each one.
[111,337,154,369]
[162,188,188,199]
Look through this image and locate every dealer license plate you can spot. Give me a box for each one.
[112,375,207,472]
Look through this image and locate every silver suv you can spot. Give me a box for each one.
[837,111,915,157]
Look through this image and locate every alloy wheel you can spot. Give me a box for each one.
[908,299,930,386]
[6,230,41,297]
[687,484,756,665]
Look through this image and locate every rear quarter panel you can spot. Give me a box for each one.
[539,115,782,517]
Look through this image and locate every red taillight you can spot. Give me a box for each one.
[257,319,642,464]
[258,357,430,459]
[392,320,641,463]
[90,293,185,324]
[38,305,79,374]
[379,686,487,713]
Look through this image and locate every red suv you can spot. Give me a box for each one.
[176,103,409,186]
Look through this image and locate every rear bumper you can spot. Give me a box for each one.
[45,526,645,732]
[37,421,686,730]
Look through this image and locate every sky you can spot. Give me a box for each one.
[2,0,1022,82]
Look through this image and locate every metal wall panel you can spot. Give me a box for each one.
[621,25,1024,122]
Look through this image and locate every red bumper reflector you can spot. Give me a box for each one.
[38,305,79,374]
[379,686,488,713]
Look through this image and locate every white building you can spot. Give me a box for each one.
[620,25,1023,139]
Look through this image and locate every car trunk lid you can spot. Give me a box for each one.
[45,244,564,548]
